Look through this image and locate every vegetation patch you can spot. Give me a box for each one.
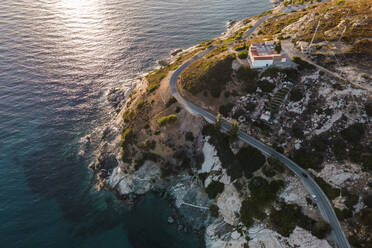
[238,50,248,59]
[237,66,259,93]
[136,100,145,110]
[292,56,315,70]
[165,96,177,107]
[202,124,243,180]
[157,114,178,127]
[209,204,219,217]
[206,181,225,199]
[234,43,246,51]
[219,103,234,117]
[146,48,203,93]
[261,12,307,36]
[348,39,372,56]
[123,109,137,122]
[314,176,340,201]
[236,146,266,178]
[341,123,365,144]
[269,202,331,238]
[120,127,136,162]
[180,54,235,97]
[240,177,285,227]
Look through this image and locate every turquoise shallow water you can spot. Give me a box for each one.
[0,0,271,247]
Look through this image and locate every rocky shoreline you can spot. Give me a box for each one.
[82,1,369,246]
[85,8,255,226]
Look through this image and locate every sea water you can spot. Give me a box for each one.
[0,0,271,247]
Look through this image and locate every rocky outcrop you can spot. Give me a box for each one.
[205,219,246,248]
[108,160,162,195]
[217,185,242,226]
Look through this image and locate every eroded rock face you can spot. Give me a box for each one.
[107,88,127,111]
[248,225,332,248]
[217,185,242,225]
[107,160,161,196]
[168,174,212,230]
[205,219,246,248]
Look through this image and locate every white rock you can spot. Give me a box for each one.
[108,160,161,195]
[199,137,222,174]
[217,184,242,225]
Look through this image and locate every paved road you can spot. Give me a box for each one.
[169,18,350,248]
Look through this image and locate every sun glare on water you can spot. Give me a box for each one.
[59,0,93,10]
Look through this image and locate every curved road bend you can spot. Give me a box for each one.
[169,18,350,248]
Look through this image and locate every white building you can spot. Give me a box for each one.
[249,41,287,68]
[260,111,271,122]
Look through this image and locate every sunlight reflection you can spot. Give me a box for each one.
[59,0,97,10]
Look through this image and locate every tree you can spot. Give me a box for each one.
[237,147,266,178]
[215,113,222,130]
[365,101,372,116]
[209,204,219,218]
[275,42,282,54]
[228,121,239,141]
[206,181,224,199]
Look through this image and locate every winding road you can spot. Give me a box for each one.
[168,17,351,248]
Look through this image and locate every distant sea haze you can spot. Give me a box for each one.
[0,0,271,247]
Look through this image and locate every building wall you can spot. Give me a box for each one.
[252,59,273,68]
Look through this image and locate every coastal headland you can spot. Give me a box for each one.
[89,0,372,247]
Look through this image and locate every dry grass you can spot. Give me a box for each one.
[293,0,372,43]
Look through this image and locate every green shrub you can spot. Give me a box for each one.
[268,157,285,173]
[138,139,156,150]
[365,102,372,116]
[180,54,234,98]
[136,100,145,110]
[292,56,315,70]
[292,148,323,170]
[240,178,285,227]
[344,190,359,209]
[209,204,219,217]
[123,110,136,122]
[237,66,259,93]
[314,176,340,200]
[121,127,135,147]
[262,163,276,177]
[157,114,178,127]
[201,124,243,180]
[199,172,208,183]
[147,82,160,93]
[228,121,239,141]
[238,51,248,59]
[258,80,275,93]
[234,42,246,51]
[166,96,177,107]
[219,103,234,116]
[290,88,304,101]
[121,127,136,162]
[275,42,282,53]
[335,207,353,220]
[341,123,365,144]
[269,202,332,238]
[206,181,224,199]
[185,131,194,141]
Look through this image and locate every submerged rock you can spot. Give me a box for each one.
[168,216,175,224]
